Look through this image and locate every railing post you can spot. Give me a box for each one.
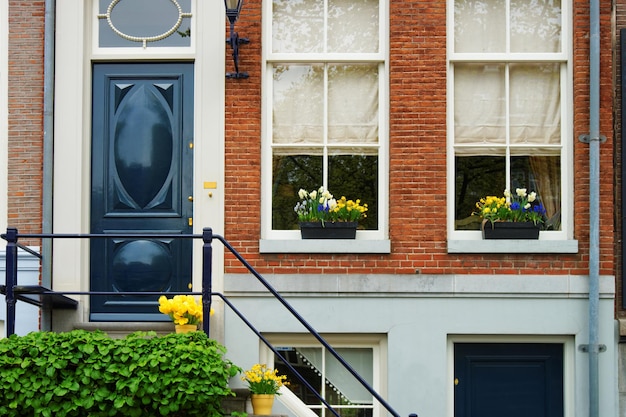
[201,227,213,336]
[4,228,18,337]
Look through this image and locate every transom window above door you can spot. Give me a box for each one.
[97,0,192,48]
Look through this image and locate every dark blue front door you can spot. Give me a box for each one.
[90,63,194,321]
[454,343,564,417]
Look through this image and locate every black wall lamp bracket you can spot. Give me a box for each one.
[224,0,249,79]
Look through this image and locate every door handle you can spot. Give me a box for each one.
[188,196,193,202]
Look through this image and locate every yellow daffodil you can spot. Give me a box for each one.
[241,364,288,395]
[158,295,213,326]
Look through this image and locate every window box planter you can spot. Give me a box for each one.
[481,221,540,240]
[299,222,358,239]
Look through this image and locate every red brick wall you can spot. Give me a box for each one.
[223,0,615,277]
[7,0,44,241]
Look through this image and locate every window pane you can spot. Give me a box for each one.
[511,156,561,230]
[274,347,374,417]
[509,63,561,145]
[454,64,505,145]
[510,0,561,53]
[272,155,323,230]
[328,65,379,144]
[98,0,191,47]
[329,154,378,230]
[328,0,379,53]
[273,64,325,145]
[454,0,505,53]
[455,156,506,230]
[327,348,373,404]
[275,348,324,406]
[454,155,560,230]
[273,0,324,53]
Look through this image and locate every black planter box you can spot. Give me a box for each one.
[299,222,358,239]
[481,221,540,240]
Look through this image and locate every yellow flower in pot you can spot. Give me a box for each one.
[241,364,288,415]
[158,295,212,333]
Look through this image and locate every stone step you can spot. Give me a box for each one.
[73,321,175,338]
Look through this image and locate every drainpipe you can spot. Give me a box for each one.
[41,0,55,331]
[587,0,601,414]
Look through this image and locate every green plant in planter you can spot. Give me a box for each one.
[0,330,241,417]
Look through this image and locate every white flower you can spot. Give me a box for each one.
[524,203,531,210]
[528,191,537,202]
[504,189,511,198]
[310,190,317,200]
[298,189,307,199]
[516,188,527,197]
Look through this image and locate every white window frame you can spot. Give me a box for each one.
[445,0,577,254]
[259,0,390,254]
[262,333,387,417]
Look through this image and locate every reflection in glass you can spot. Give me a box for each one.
[273,0,379,53]
[511,0,561,52]
[454,0,506,53]
[329,154,378,230]
[272,154,323,230]
[328,0,379,53]
[272,153,378,230]
[273,0,324,53]
[454,0,561,53]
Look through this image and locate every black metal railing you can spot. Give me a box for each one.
[2,227,415,417]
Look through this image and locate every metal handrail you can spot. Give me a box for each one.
[2,227,410,417]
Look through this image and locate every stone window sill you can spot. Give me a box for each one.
[447,239,578,254]
[259,239,391,254]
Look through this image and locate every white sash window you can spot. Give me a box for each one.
[263,0,388,240]
[448,0,571,242]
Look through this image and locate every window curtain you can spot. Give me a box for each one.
[272,64,379,147]
[529,156,561,228]
[454,63,560,150]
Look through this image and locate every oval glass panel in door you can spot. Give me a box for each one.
[113,83,174,210]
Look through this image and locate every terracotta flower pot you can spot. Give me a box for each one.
[175,324,198,333]
[251,393,275,415]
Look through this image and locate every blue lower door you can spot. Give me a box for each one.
[454,343,564,417]
[90,63,194,321]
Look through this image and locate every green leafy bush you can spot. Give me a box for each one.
[0,330,241,417]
